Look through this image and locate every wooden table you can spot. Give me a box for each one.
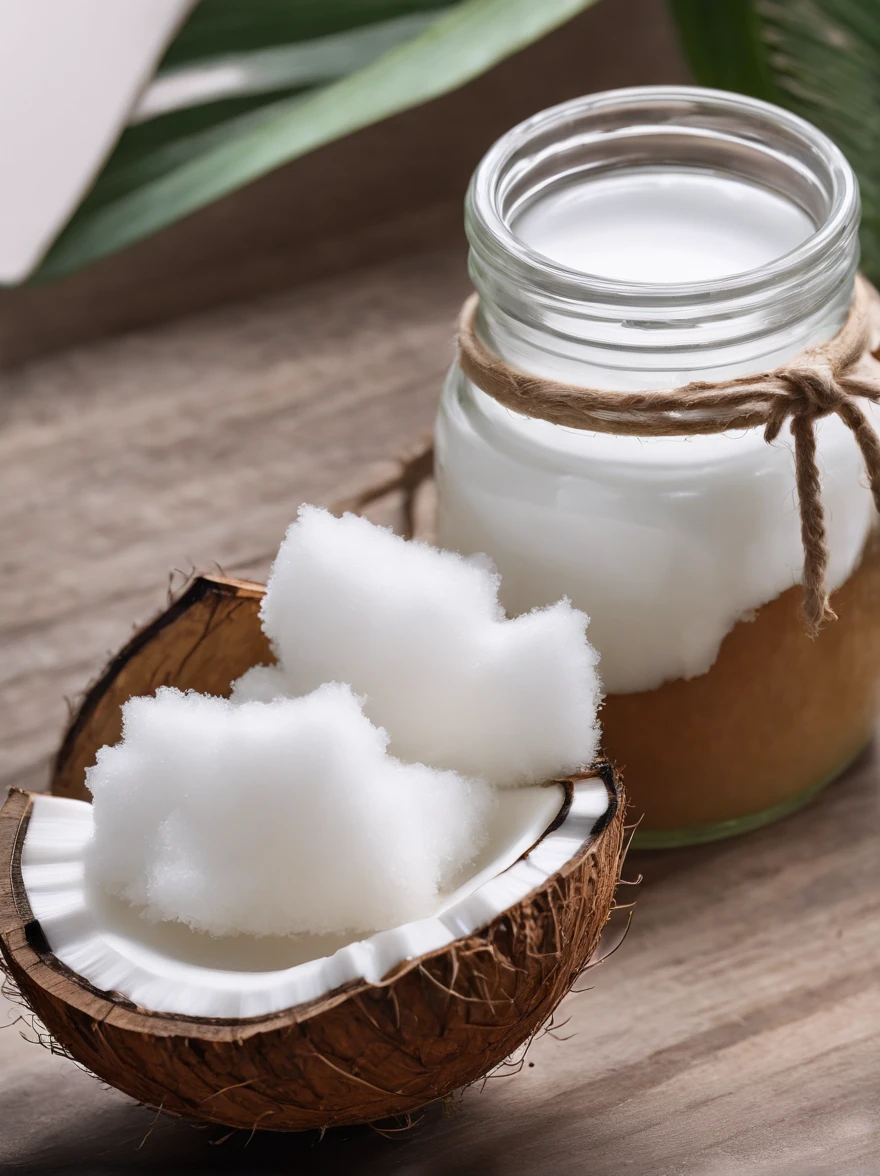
[2,227,878,1175]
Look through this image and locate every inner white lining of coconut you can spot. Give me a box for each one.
[20,779,609,1019]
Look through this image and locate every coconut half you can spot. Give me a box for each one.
[1,575,625,1131]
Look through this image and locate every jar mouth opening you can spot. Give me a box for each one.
[466,85,859,310]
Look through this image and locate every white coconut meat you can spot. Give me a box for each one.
[19,778,609,1019]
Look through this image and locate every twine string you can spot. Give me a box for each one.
[457,275,880,635]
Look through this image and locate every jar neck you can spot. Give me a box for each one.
[472,278,856,391]
[466,87,860,391]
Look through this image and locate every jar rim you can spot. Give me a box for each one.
[466,85,859,311]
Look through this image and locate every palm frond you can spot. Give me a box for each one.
[670,0,880,279]
[34,0,599,280]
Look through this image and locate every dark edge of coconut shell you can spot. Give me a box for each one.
[1,765,625,1131]
[52,575,271,802]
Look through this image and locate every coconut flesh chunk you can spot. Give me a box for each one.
[236,507,603,787]
[84,684,499,942]
[1,569,625,1131]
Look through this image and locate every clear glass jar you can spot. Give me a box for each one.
[435,86,880,846]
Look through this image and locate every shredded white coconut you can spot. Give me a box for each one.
[87,508,602,938]
[86,684,494,938]
[233,506,602,786]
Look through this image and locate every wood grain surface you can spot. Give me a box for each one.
[2,229,879,1175]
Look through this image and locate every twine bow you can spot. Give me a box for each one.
[457,275,880,635]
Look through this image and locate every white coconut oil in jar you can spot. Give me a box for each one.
[435,86,880,846]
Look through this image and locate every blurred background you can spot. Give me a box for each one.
[2,0,876,364]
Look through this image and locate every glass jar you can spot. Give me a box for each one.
[435,86,880,846]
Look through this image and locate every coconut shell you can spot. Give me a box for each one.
[53,576,271,803]
[2,573,625,1131]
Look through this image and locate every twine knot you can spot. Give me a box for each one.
[457,274,880,639]
[766,364,845,435]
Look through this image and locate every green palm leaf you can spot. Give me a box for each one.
[669,0,880,280]
[35,0,599,281]
[163,0,452,65]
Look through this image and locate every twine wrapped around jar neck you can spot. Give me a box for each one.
[458,274,880,635]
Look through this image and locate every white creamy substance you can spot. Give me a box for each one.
[437,170,880,694]
[515,171,814,283]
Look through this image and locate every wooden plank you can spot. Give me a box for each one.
[0,241,468,795]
